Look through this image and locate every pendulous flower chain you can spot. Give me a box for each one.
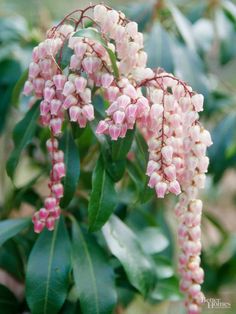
[22,5,212,314]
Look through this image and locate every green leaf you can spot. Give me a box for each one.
[111,129,134,161]
[73,28,119,79]
[26,217,71,314]
[169,3,196,51]
[102,215,156,296]
[0,284,19,314]
[11,69,28,107]
[60,129,80,208]
[171,40,209,97]
[124,2,154,32]
[72,220,117,314]
[153,256,174,279]
[145,23,174,72]
[138,227,169,254]
[56,40,73,70]
[0,218,30,247]
[208,113,236,182]
[6,100,40,179]
[150,276,183,301]
[88,156,117,231]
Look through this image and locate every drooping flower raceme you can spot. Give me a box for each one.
[22,5,212,313]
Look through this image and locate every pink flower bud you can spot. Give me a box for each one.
[69,106,80,121]
[150,89,163,103]
[136,97,150,118]
[32,47,39,62]
[63,81,75,96]
[161,146,173,163]
[117,95,131,110]
[192,267,204,284]
[148,173,162,188]
[46,217,55,231]
[94,5,107,22]
[105,86,119,101]
[29,62,40,79]
[192,94,204,112]
[125,21,138,38]
[74,42,87,58]
[123,84,138,99]
[52,183,64,198]
[40,100,50,116]
[164,165,176,181]
[198,156,209,173]
[23,80,34,95]
[74,76,87,93]
[125,104,138,124]
[173,84,185,100]
[150,104,164,119]
[34,220,45,233]
[112,110,125,125]
[101,73,114,88]
[193,143,206,157]
[189,284,201,298]
[155,182,168,198]
[96,120,109,134]
[193,174,206,189]
[50,206,61,219]
[146,160,160,176]
[82,104,94,121]
[164,95,175,111]
[106,102,118,116]
[53,162,66,179]
[54,150,64,162]
[187,303,200,314]
[53,74,67,90]
[169,180,181,195]
[199,129,212,146]
[39,208,49,220]
[45,197,57,210]
[33,78,45,95]
[109,124,121,140]
[70,54,80,69]
[50,99,61,115]
[82,57,101,74]
[50,118,62,135]
[44,87,55,102]
[189,200,202,214]
[46,138,58,152]
[63,95,78,109]
[80,88,91,103]
[120,123,128,138]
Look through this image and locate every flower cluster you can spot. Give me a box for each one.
[32,138,65,233]
[21,4,212,313]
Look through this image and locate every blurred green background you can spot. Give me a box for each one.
[1,0,236,313]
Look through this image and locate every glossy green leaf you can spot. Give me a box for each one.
[56,40,73,70]
[138,227,169,254]
[111,129,134,161]
[145,23,174,72]
[88,156,117,231]
[72,220,117,314]
[0,218,30,247]
[153,256,174,279]
[171,40,209,97]
[124,2,154,32]
[0,284,19,314]
[208,113,236,182]
[150,276,183,301]
[102,215,156,296]
[60,129,80,208]
[6,100,40,179]
[169,3,196,51]
[26,217,71,314]
[73,28,119,78]
[11,69,28,107]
